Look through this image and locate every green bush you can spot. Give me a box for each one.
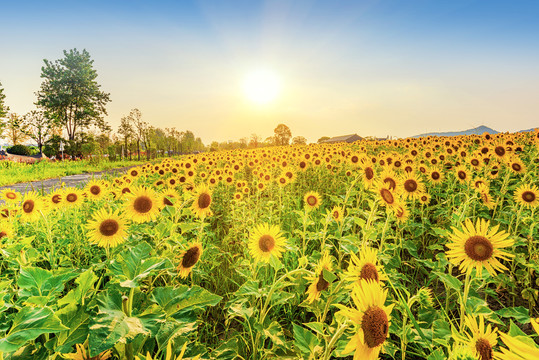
[6,144,31,156]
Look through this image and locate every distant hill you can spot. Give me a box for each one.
[412,125,499,138]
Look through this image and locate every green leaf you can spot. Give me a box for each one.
[155,319,197,350]
[58,269,98,307]
[262,321,286,348]
[0,307,68,353]
[151,286,222,322]
[17,267,77,303]
[432,319,451,345]
[433,272,462,292]
[88,308,130,357]
[322,269,337,284]
[427,348,446,360]
[109,243,171,288]
[54,303,90,353]
[292,323,320,355]
[495,307,530,324]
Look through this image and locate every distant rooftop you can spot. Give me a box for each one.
[323,134,363,143]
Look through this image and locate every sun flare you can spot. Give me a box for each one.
[243,69,281,105]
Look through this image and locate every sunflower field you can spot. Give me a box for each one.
[1,130,539,360]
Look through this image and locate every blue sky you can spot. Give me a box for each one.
[1,0,539,143]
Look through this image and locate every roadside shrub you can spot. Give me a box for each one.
[6,144,31,156]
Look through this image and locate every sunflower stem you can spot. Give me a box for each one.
[459,271,472,330]
[321,321,349,360]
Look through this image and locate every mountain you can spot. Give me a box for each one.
[412,125,499,138]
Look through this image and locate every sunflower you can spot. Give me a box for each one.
[161,188,180,207]
[127,167,142,178]
[63,188,85,208]
[19,191,46,222]
[0,220,15,241]
[46,190,64,210]
[0,188,22,204]
[472,177,490,191]
[87,208,128,248]
[233,192,243,201]
[418,193,431,205]
[507,157,526,175]
[191,184,212,218]
[477,184,495,210]
[453,315,498,360]
[455,165,471,183]
[446,219,514,276]
[345,247,387,287]
[495,318,539,360]
[123,186,161,223]
[379,169,399,191]
[374,182,399,209]
[360,162,376,189]
[330,206,344,222]
[177,242,203,278]
[248,223,287,263]
[305,252,333,303]
[393,202,410,223]
[427,167,444,184]
[401,173,425,201]
[514,184,539,208]
[304,191,322,211]
[84,179,108,201]
[341,281,394,360]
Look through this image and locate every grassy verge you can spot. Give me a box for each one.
[0,159,149,186]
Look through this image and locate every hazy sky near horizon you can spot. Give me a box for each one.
[1,0,539,144]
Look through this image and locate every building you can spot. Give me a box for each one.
[322,134,363,143]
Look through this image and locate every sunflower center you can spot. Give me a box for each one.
[23,200,35,213]
[306,195,318,206]
[333,210,340,219]
[122,187,131,194]
[494,146,505,156]
[365,167,374,180]
[458,171,466,180]
[351,155,359,163]
[431,172,440,180]
[360,263,379,282]
[471,159,479,166]
[198,193,211,209]
[134,196,153,213]
[475,338,493,360]
[404,179,417,192]
[383,178,396,190]
[258,235,275,253]
[362,306,389,349]
[90,185,101,195]
[6,192,16,199]
[464,236,493,261]
[52,195,61,204]
[512,163,521,172]
[522,191,536,203]
[99,219,119,237]
[380,188,394,205]
[316,272,330,292]
[0,231,7,239]
[163,196,173,206]
[66,194,77,203]
[182,246,201,268]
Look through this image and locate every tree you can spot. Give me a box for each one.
[142,123,155,160]
[317,136,330,143]
[274,124,292,146]
[292,136,307,145]
[36,48,111,158]
[22,110,54,155]
[0,81,9,138]
[128,109,143,160]
[118,115,134,160]
[249,133,261,148]
[5,113,29,146]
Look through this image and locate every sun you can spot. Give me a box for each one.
[243,69,281,105]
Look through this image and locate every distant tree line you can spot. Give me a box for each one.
[0,48,204,160]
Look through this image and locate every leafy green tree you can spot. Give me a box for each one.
[118,115,134,160]
[274,124,292,146]
[22,110,54,155]
[0,81,9,138]
[317,136,330,143]
[36,49,111,157]
[5,113,29,146]
[292,136,307,145]
[127,108,143,160]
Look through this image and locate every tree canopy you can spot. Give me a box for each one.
[274,123,292,146]
[36,49,111,156]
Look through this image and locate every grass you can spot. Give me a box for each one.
[0,158,150,187]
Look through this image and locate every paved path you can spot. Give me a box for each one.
[0,166,134,195]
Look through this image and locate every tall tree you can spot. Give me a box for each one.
[249,133,261,148]
[118,115,134,160]
[274,124,292,146]
[5,113,29,146]
[22,110,55,155]
[36,49,111,157]
[128,108,143,160]
[292,136,307,145]
[0,81,9,138]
